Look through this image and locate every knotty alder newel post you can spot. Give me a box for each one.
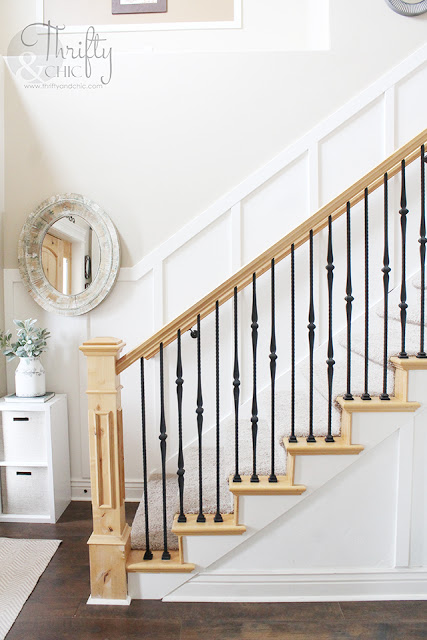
[79,337,130,605]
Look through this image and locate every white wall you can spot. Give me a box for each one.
[2,0,427,269]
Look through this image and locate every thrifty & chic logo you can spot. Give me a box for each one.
[7,21,113,88]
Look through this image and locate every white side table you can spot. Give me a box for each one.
[0,394,71,523]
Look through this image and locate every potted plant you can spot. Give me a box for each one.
[0,319,50,397]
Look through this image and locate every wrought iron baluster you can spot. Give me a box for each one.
[399,159,409,359]
[361,188,371,400]
[196,314,206,522]
[251,273,259,482]
[289,244,298,443]
[381,174,391,400]
[269,259,278,482]
[418,145,427,359]
[176,330,186,522]
[307,230,316,443]
[325,216,335,442]
[214,301,223,521]
[343,202,354,401]
[233,287,241,482]
[159,343,171,560]
[140,358,153,560]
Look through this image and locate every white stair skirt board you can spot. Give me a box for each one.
[129,402,423,599]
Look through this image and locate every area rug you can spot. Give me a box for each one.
[0,537,61,640]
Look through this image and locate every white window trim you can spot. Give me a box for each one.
[36,0,242,33]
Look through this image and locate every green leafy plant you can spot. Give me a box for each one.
[0,319,51,362]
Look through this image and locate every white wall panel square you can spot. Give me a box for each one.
[241,154,309,266]
[396,62,427,148]
[319,98,385,206]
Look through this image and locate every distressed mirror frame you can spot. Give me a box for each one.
[18,193,120,316]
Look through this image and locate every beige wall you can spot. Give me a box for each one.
[44,0,234,25]
[1,0,427,269]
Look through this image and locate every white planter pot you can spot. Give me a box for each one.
[15,357,46,398]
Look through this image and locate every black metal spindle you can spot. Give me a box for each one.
[343,202,354,401]
[251,273,259,482]
[269,259,278,482]
[140,358,153,560]
[159,344,170,560]
[307,230,316,443]
[196,314,206,522]
[325,216,335,442]
[380,175,391,400]
[399,159,409,359]
[361,188,371,400]
[232,287,241,482]
[214,301,223,521]
[289,244,298,443]
[176,330,186,523]
[418,145,427,359]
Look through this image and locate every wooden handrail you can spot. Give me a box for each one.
[117,127,427,374]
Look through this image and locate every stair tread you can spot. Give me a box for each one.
[229,475,306,495]
[126,550,195,573]
[390,355,427,371]
[285,436,363,455]
[337,395,420,412]
[172,513,246,536]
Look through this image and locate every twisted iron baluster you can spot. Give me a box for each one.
[269,259,278,482]
[361,188,371,400]
[159,344,170,560]
[195,314,206,522]
[214,301,223,521]
[418,145,427,359]
[140,358,153,560]
[343,202,354,401]
[399,159,409,359]
[176,330,186,522]
[380,174,391,400]
[307,230,316,442]
[251,273,259,482]
[325,216,335,442]
[232,287,241,482]
[289,244,298,443]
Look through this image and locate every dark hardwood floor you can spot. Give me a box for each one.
[0,502,426,639]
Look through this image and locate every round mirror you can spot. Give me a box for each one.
[19,194,120,316]
[384,0,427,16]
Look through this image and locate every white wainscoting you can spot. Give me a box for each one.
[4,42,427,500]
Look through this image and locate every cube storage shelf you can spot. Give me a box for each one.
[0,394,71,523]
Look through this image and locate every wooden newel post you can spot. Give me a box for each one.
[79,337,131,605]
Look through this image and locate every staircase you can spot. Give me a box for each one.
[79,127,427,605]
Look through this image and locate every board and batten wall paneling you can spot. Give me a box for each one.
[5,45,427,498]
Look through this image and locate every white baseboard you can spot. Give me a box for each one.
[71,479,142,502]
[163,569,427,602]
[87,596,132,606]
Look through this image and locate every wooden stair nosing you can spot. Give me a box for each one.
[229,475,306,496]
[390,355,427,371]
[126,549,195,573]
[285,436,363,456]
[172,513,246,536]
[337,395,420,413]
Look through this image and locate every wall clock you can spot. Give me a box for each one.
[385,0,427,16]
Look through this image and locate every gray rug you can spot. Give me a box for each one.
[0,538,61,639]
